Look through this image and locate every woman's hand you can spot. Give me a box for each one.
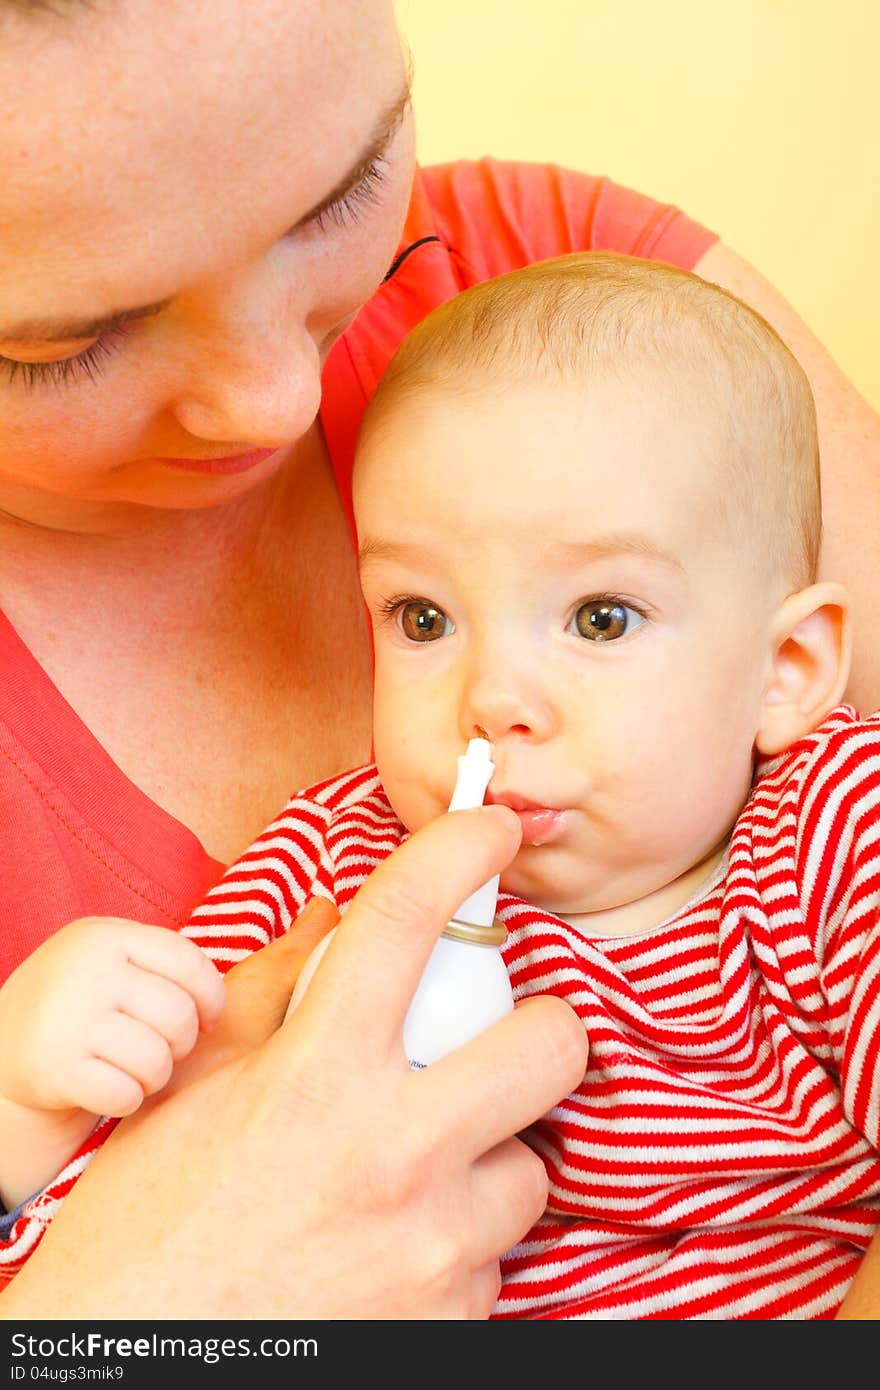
[0,804,588,1320]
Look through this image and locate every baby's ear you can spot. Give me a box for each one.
[756,582,851,757]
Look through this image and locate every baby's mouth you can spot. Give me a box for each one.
[485,792,568,846]
[515,808,567,846]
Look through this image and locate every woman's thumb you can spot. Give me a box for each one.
[222,896,340,1037]
[197,897,339,1065]
[153,899,339,1098]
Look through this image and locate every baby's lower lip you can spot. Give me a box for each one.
[514,808,568,846]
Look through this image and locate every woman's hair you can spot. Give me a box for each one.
[2,1,89,9]
[1,0,94,21]
[0,0,85,35]
[363,252,822,587]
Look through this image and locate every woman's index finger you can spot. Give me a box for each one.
[420,994,589,1163]
[283,803,521,1057]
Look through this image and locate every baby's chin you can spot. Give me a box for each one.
[501,843,730,938]
[498,847,599,917]
[499,843,661,915]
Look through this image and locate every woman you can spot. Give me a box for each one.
[0,0,877,1317]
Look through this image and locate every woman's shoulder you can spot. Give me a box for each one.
[336,157,718,383]
[328,157,717,398]
[410,157,718,283]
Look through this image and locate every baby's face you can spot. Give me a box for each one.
[355,372,786,930]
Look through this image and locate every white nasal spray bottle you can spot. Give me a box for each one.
[286,738,514,1068]
[404,736,514,1069]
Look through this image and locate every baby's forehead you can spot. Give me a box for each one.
[354,256,817,587]
[353,364,746,548]
[355,353,737,476]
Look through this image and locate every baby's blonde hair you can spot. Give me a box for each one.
[361,252,821,586]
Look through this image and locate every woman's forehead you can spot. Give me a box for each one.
[0,0,401,317]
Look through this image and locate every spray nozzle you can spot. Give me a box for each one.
[447,736,499,929]
[448,736,495,813]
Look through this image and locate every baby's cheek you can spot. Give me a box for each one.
[373,721,445,832]
[373,754,432,834]
[389,785,440,836]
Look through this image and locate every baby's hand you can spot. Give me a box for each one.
[0,918,226,1118]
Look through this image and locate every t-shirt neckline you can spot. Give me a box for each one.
[0,603,228,891]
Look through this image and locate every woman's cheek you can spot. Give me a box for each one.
[306,228,404,345]
[2,371,145,449]
[0,410,108,488]
[307,132,416,339]
[0,377,158,500]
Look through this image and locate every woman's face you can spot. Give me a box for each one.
[0,0,415,525]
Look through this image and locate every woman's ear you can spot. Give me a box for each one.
[756,582,852,757]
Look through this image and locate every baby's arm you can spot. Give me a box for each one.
[0,918,225,1210]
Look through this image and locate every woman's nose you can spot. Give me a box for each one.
[168,263,323,446]
[462,667,556,745]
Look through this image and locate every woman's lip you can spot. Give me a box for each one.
[154,446,280,476]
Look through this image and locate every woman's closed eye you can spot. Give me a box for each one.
[301,153,392,235]
[0,326,132,392]
[0,153,394,395]
[570,596,647,642]
[377,596,456,643]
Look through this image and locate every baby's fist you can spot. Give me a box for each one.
[0,917,226,1117]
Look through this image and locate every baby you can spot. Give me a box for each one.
[188,253,880,1319]
[14,250,880,1317]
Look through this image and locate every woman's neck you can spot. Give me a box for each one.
[3,455,287,619]
[0,426,374,862]
[0,444,305,630]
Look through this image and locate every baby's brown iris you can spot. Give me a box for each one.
[400,602,449,642]
[575,600,629,641]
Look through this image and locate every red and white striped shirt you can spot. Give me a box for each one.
[182,705,880,1319]
[4,706,880,1317]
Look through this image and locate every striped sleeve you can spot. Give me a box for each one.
[182,764,383,970]
[0,1116,117,1287]
[797,717,880,1145]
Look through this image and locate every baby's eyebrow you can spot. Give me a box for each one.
[358,537,429,569]
[359,533,687,575]
[358,536,450,569]
[552,535,687,574]
[0,76,413,346]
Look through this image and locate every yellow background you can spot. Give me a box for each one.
[395,0,878,409]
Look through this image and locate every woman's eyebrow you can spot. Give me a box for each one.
[1,76,414,346]
[0,301,169,346]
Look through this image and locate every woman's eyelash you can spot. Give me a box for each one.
[0,329,128,392]
[305,154,390,234]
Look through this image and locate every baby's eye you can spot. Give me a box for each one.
[399,601,455,643]
[571,599,645,642]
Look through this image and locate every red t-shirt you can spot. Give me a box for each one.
[0,159,717,983]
